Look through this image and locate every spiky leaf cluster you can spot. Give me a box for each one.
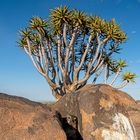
[50,6,72,34]
[29,17,47,35]
[19,6,127,50]
[49,6,127,42]
[123,71,136,83]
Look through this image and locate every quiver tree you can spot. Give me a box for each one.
[18,6,136,100]
[100,58,136,87]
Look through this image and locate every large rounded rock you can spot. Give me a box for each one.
[0,93,66,140]
[53,84,140,140]
[129,103,140,139]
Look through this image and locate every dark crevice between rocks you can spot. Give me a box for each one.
[56,112,83,140]
[62,117,83,140]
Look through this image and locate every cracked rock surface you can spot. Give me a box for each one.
[0,93,66,140]
[54,84,140,140]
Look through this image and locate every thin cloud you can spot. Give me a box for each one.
[136,60,140,63]
[129,60,134,64]
[100,0,104,3]
[129,60,140,64]
[131,31,136,34]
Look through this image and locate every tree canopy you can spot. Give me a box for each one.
[18,6,136,100]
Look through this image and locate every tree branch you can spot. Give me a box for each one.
[110,67,121,85]
[64,30,78,85]
[113,80,128,89]
[63,23,68,47]
[74,34,93,81]
[90,51,103,74]
[104,64,107,84]
[26,38,45,76]
[88,32,102,72]
[92,65,104,84]
[57,35,64,73]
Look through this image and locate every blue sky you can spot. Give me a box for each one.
[0,0,140,102]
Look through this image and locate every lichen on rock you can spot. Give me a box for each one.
[102,113,137,140]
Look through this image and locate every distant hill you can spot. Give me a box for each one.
[43,101,56,106]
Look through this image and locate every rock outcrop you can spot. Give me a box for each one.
[0,84,140,140]
[0,93,66,140]
[53,84,140,140]
[129,103,140,139]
